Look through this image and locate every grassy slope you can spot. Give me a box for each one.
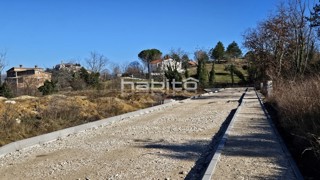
[188,60,248,84]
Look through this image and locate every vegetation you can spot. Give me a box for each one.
[210,41,225,63]
[2,0,319,177]
[0,83,14,98]
[85,51,108,73]
[195,50,209,87]
[138,49,162,79]
[224,64,235,85]
[0,51,7,85]
[123,61,144,78]
[208,62,215,86]
[188,61,247,85]
[38,80,57,95]
[243,0,320,177]
[225,41,242,59]
[165,66,182,88]
[0,90,159,146]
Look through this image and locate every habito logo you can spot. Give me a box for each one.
[121,77,199,92]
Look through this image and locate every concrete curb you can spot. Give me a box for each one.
[255,91,304,180]
[0,100,178,158]
[202,88,248,180]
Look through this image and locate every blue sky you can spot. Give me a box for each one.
[0,0,280,71]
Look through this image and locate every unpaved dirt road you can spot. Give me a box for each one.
[0,88,246,180]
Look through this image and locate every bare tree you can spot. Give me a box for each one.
[123,61,144,78]
[0,51,7,84]
[243,0,317,81]
[85,51,108,73]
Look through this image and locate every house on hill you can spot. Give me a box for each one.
[6,65,51,95]
[54,62,82,72]
[149,58,184,75]
[188,60,197,67]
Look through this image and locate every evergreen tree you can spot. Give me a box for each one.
[226,41,242,59]
[79,67,100,88]
[210,41,225,63]
[0,83,14,98]
[184,69,189,78]
[38,80,57,95]
[138,49,162,79]
[195,50,209,87]
[225,64,236,85]
[308,2,320,36]
[164,65,182,89]
[209,62,215,86]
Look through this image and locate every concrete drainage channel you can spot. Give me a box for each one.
[201,88,248,180]
[255,91,303,180]
[201,88,303,180]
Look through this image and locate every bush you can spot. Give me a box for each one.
[234,68,246,82]
[38,80,57,95]
[0,83,14,98]
[270,76,320,158]
[242,65,248,70]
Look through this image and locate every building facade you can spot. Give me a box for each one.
[6,65,52,95]
[54,62,82,72]
[149,58,184,75]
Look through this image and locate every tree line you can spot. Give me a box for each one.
[0,40,244,97]
[243,0,320,82]
[138,41,243,88]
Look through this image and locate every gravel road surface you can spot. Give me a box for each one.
[211,89,297,179]
[0,88,245,180]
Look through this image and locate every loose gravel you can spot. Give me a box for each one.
[211,90,297,179]
[0,88,246,180]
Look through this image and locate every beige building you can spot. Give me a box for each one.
[6,65,52,95]
[54,62,82,72]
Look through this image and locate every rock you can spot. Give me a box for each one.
[15,118,21,124]
[5,100,16,104]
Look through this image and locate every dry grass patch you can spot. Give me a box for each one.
[0,90,160,146]
[269,76,320,158]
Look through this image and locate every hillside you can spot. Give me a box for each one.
[188,59,248,85]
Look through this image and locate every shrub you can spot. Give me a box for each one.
[270,76,320,158]
[38,80,57,95]
[234,68,246,82]
[0,83,14,98]
[242,64,248,70]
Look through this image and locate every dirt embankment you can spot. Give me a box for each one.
[0,91,160,146]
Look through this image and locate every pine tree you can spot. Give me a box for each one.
[226,41,242,59]
[210,41,225,63]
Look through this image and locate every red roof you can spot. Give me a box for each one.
[150,59,162,64]
[188,61,197,66]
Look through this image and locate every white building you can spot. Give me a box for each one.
[149,58,184,75]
